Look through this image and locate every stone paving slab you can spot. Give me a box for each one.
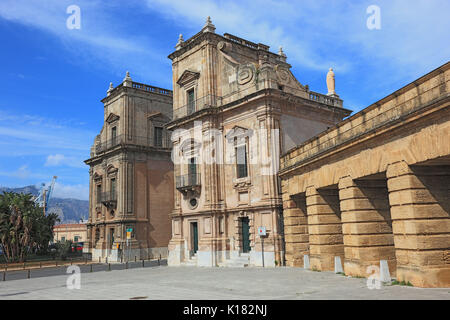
[0,266,449,300]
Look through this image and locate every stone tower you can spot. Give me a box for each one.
[85,72,174,262]
[166,18,351,267]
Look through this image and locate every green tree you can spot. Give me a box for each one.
[0,192,60,262]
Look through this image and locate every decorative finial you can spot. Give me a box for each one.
[123,71,132,87]
[326,68,338,97]
[175,34,184,50]
[107,82,114,96]
[278,46,287,62]
[202,16,216,33]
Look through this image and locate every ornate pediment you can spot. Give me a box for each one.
[274,64,306,90]
[106,113,120,124]
[147,112,170,122]
[177,70,200,87]
[225,126,253,142]
[106,165,118,177]
[93,172,103,181]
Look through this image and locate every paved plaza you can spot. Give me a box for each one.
[0,265,449,300]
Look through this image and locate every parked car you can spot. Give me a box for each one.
[71,243,83,253]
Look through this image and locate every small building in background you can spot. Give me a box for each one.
[53,223,88,243]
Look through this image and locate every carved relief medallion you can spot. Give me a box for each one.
[237,64,255,85]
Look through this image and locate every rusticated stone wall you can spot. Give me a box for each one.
[279,62,450,287]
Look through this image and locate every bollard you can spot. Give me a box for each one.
[142,260,144,268]
[27,270,30,279]
[334,256,344,274]
[90,264,93,273]
[106,257,108,264]
[99,257,101,263]
[134,256,137,262]
[303,255,310,269]
[108,263,111,271]
[3,271,5,281]
[158,258,160,266]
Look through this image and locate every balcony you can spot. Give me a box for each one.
[94,134,171,155]
[173,95,220,120]
[99,191,117,209]
[176,173,201,191]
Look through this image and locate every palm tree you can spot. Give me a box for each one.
[0,192,59,262]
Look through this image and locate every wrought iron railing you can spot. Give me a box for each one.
[95,134,171,154]
[176,173,201,189]
[99,191,117,203]
[173,94,220,119]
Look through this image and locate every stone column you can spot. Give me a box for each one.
[387,161,450,287]
[339,176,395,277]
[306,186,344,271]
[283,195,309,267]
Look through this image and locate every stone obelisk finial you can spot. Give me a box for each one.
[202,16,216,33]
[278,46,287,62]
[107,82,114,96]
[175,34,184,50]
[123,71,132,87]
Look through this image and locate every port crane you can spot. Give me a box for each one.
[34,176,57,215]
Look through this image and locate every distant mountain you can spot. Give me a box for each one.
[0,185,89,224]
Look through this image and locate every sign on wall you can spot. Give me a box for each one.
[258,226,266,236]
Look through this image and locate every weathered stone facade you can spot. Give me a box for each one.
[279,62,450,287]
[167,19,350,267]
[84,73,174,262]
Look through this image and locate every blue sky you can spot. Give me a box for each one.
[0,0,448,200]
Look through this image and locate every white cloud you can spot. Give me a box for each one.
[16,165,30,179]
[145,0,450,78]
[0,110,95,158]
[44,154,85,168]
[45,154,65,166]
[0,165,47,180]
[51,182,89,200]
[0,0,169,84]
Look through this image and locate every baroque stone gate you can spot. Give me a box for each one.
[279,62,450,287]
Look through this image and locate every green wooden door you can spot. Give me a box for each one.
[192,222,198,254]
[241,217,250,253]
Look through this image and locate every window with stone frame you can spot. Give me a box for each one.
[187,88,195,114]
[96,184,102,204]
[95,228,100,243]
[154,126,163,147]
[111,126,117,146]
[235,137,248,178]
